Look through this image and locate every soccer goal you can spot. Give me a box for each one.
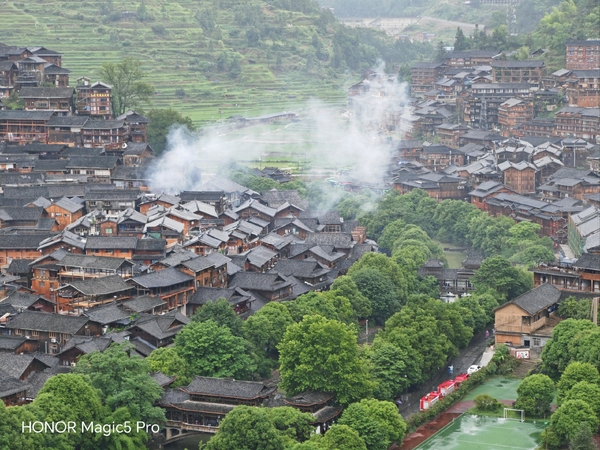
[503,408,525,422]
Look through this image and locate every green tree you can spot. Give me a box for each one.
[29,373,106,449]
[320,424,368,450]
[562,382,600,419]
[556,362,600,402]
[338,399,407,450]
[434,41,447,62]
[377,219,407,254]
[351,268,401,323]
[370,340,410,400]
[73,343,165,424]
[175,319,256,379]
[0,401,45,450]
[205,406,286,450]
[278,315,373,405]
[329,276,372,319]
[347,252,408,300]
[243,301,294,355]
[472,256,533,300]
[99,57,154,116]
[541,319,597,380]
[146,346,191,386]
[473,394,503,411]
[557,297,592,320]
[146,108,195,155]
[570,327,600,373]
[551,400,599,444]
[568,422,597,450]
[515,374,555,416]
[192,298,244,336]
[287,291,354,325]
[454,27,469,51]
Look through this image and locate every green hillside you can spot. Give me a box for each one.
[0,0,429,124]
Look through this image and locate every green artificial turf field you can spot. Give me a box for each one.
[415,414,548,450]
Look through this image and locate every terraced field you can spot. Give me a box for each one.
[0,0,347,124]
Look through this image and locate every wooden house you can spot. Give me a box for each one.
[566,39,600,70]
[75,79,112,119]
[81,119,129,150]
[127,311,190,348]
[491,60,545,84]
[0,110,54,144]
[5,311,103,354]
[494,283,562,349]
[0,234,52,266]
[498,161,538,195]
[129,268,195,312]
[55,274,133,313]
[187,286,254,317]
[117,110,149,143]
[19,87,74,116]
[43,64,70,88]
[57,253,134,283]
[45,197,84,230]
[498,98,534,138]
[178,252,229,289]
[45,115,88,146]
[182,376,276,406]
[469,181,515,211]
[533,253,600,294]
[228,272,293,302]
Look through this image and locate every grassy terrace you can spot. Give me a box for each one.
[0,0,347,125]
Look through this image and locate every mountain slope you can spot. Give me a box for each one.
[0,0,426,124]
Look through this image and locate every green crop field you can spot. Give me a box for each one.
[0,0,348,125]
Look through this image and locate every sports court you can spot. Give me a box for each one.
[414,414,548,450]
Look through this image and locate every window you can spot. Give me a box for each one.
[39,281,45,287]
[31,330,39,337]
[14,329,22,335]
[533,338,541,347]
[49,332,57,339]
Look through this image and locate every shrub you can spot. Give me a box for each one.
[473,394,502,411]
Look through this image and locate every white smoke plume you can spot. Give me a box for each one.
[146,64,411,195]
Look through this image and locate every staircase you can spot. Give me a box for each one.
[512,360,539,378]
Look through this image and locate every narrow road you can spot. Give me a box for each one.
[398,330,493,419]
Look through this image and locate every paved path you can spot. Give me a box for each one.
[398,330,493,419]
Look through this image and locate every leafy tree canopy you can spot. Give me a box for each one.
[278,315,373,404]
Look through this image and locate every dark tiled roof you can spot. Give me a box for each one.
[150,371,176,387]
[305,233,353,248]
[18,87,74,98]
[66,156,119,170]
[0,353,50,379]
[5,311,88,334]
[131,268,193,289]
[0,369,30,398]
[0,206,44,221]
[184,376,275,400]
[122,295,165,313]
[6,258,31,275]
[284,391,333,407]
[83,303,132,325]
[59,254,131,271]
[229,272,292,292]
[57,335,113,355]
[572,253,600,271]
[0,335,27,351]
[2,292,49,309]
[85,236,138,250]
[0,233,52,249]
[82,120,126,130]
[509,283,562,315]
[0,110,55,120]
[136,238,166,251]
[64,274,132,296]
[130,312,189,340]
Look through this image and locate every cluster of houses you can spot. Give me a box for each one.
[0,42,152,151]
[350,41,599,143]
[0,155,374,412]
